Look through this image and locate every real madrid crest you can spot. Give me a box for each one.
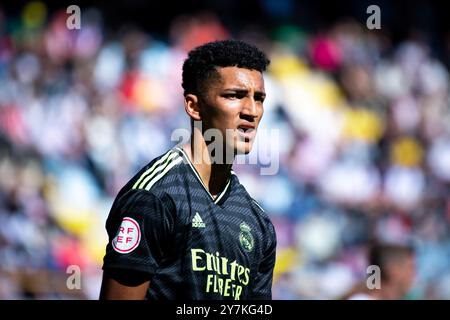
[239,222,254,252]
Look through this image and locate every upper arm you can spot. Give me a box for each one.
[101,190,175,295]
[99,269,150,300]
[251,222,277,300]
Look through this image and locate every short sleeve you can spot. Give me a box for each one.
[251,222,277,299]
[102,189,175,275]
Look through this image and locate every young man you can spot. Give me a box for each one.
[100,40,277,300]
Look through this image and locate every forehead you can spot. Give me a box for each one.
[213,66,265,90]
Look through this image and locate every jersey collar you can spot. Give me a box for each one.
[175,147,233,205]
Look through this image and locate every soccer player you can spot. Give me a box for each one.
[99,40,277,300]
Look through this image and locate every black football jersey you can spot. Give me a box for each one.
[102,147,276,300]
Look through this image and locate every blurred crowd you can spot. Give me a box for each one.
[1,2,450,299]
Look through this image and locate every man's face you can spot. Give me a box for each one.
[198,66,266,157]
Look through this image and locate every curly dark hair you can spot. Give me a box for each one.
[182,40,270,97]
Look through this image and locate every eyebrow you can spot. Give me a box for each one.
[223,88,266,96]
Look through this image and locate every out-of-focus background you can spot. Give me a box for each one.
[0,0,449,299]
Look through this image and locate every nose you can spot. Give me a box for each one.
[241,96,258,120]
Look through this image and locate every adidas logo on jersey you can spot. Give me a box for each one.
[192,212,205,228]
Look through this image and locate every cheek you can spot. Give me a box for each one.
[254,105,264,126]
[258,105,264,119]
[212,102,241,123]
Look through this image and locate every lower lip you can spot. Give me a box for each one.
[237,128,256,140]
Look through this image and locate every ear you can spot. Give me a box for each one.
[184,94,202,121]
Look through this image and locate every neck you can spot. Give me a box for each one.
[182,131,233,197]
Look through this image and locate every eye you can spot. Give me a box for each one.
[223,92,246,99]
[255,94,266,103]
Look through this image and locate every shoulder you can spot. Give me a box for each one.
[231,172,276,239]
[129,148,185,193]
[113,148,185,212]
[231,171,266,215]
[113,188,171,211]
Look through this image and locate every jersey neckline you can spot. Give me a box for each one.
[174,147,233,206]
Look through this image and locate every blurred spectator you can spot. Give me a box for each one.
[342,242,416,300]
